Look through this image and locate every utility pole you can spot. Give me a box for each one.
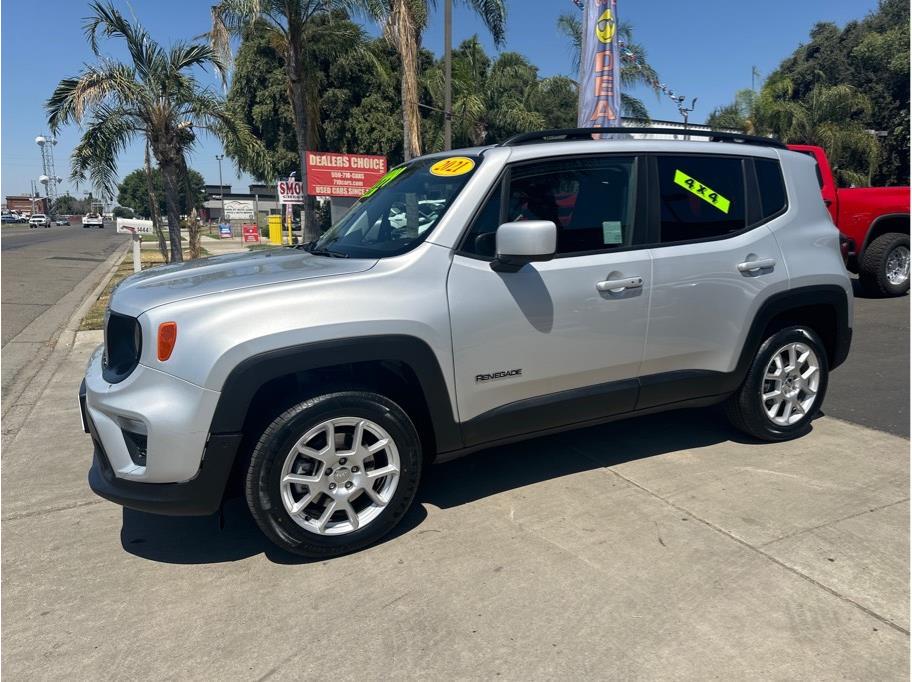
[215,154,225,223]
[443,0,453,151]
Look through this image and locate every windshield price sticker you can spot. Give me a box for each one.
[362,166,406,198]
[673,170,731,214]
[430,157,475,177]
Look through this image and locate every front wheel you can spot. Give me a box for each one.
[246,391,422,558]
[860,232,909,297]
[725,326,829,441]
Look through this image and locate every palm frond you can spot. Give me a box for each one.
[70,106,140,199]
[46,61,142,132]
[620,93,650,121]
[556,13,582,74]
[462,0,506,46]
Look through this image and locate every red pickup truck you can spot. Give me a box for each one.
[788,145,910,296]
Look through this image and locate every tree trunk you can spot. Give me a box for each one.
[395,0,422,160]
[144,143,169,263]
[179,157,202,259]
[159,162,184,262]
[285,46,318,243]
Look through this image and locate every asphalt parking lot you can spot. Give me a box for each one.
[1,280,908,679]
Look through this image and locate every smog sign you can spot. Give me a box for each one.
[277,179,306,205]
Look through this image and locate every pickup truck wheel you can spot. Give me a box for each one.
[245,391,422,559]
[860,233,909,297]
[725,326,829,441]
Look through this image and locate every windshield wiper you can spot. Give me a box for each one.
[297,241,349,258]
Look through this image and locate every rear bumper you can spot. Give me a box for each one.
[82,379,241,515]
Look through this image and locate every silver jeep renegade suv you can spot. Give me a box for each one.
[80,128,853,558]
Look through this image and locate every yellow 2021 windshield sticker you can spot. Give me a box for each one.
[430,157,475,177]
[673,170,731,214]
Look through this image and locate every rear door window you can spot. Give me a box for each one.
[656,155,746,244]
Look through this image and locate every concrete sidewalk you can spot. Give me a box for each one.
[1,333,908,680]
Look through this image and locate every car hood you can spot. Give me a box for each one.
[110,248,377,317]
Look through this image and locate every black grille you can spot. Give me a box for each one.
[103,312,142,383]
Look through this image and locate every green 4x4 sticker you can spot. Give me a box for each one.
[673,170,731,214]
[362,166,406,198]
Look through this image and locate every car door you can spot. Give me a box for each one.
[447,154,652,446]
[637,152,789,409]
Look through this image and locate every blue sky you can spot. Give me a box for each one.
[1,0,880,202]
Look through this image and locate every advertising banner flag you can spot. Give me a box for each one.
[577,0,622,130]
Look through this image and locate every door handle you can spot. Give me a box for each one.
[737,258,776,273]
[596,276,643,293]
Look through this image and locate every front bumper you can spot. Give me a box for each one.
[81,378,242,516]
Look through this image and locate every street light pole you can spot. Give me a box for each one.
[215,154,225,223]
[443,0,452,151]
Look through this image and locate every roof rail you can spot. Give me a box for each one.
[499,127,787,150]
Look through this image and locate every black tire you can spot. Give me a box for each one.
[859,232,909,297]
[725,326,829,441]
[245,391,422,558]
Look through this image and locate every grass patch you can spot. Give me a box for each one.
[79,248,206,331]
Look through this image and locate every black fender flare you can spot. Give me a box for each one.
[733,284,852,382]
[862,212,910,253]
[208,335,463,453]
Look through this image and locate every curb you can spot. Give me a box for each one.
[1,242,130,442]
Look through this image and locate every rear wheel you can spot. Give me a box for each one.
[725,326,828,441]
[245,391,422,558]
[860,232,909,297]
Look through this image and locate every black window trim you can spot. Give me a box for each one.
[751,156,790,225]
[643,152,788,250]
[454,152,649,261]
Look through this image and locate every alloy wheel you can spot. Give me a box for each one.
[885,245,910,286]
[760,341,821,426]
[279,417,400,536]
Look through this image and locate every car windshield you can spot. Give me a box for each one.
[308,155,480,259]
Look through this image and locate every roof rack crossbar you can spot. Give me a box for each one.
[499,127,786,149]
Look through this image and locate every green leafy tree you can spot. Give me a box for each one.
[211,2,366,241]
[758,81,880,186]
[353,0,506,160]
[47,2,267,261]
[112,206,134,219]
[118,168,205,217]
[756,0,908,184]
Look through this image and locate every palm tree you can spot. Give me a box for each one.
[211,3,365,242]
[355,0,507,160]
[48,2,267,262]
[556,14,659,121]
[758,80,880,186]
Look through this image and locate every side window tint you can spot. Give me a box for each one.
[755,158,787,219]
[461,157,637,257]
[657,156,746,243]
[507,156,637,255]
[462,184,502,257]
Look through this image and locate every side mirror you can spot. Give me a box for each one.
[492,220,557,271]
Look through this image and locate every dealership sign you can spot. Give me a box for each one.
[304,152,387,198]
[224,199,254,220]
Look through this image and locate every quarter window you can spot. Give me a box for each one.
[461,156,637,257]
[656,156,746,243]
[755,158,787,219]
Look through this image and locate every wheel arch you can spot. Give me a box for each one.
[209,334,463,454]
[737,285,851,378]
[862,213,910,253]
